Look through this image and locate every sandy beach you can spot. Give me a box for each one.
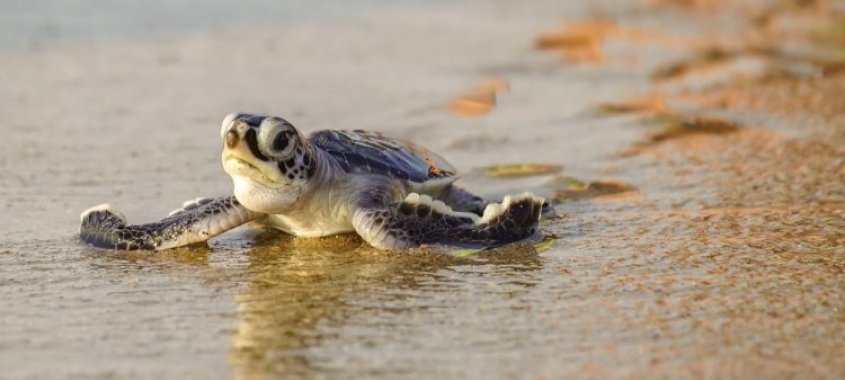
[1,0,843,379]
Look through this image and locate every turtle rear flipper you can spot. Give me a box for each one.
[352,192,543,250]
[443,185,556,219]
[79,196,263,250]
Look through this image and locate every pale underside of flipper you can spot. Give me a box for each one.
[79,196,262,250]
[352,192,544,250]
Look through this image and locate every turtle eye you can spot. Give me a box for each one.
[257,117,298,158]
[263,129,296,158]
[272,132,289,152]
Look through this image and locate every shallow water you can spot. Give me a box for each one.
[2,1,844,379]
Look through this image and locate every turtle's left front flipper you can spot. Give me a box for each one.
[79,196,263,250]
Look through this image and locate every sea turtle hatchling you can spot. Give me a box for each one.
[79,113,545,250]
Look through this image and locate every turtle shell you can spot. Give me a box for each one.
[309,130,457,183]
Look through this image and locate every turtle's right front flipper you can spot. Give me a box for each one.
[79,196,263,250]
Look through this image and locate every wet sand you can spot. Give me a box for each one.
[2,0,844,379]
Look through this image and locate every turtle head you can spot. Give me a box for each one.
[220,113,316,213]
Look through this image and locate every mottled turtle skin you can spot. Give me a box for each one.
[80,113,544,250]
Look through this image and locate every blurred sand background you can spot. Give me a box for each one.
[1,0,844,379]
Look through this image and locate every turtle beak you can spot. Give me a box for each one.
[225,130,239,149]
[220,113,238,140]
[220,114,254,162]
[221,116,247,152]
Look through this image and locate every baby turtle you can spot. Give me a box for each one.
[80,113,545,250]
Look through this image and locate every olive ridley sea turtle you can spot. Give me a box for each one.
[79,113,545,250]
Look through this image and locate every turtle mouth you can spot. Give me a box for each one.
[222,154,280,186]
[223,154,259,171]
